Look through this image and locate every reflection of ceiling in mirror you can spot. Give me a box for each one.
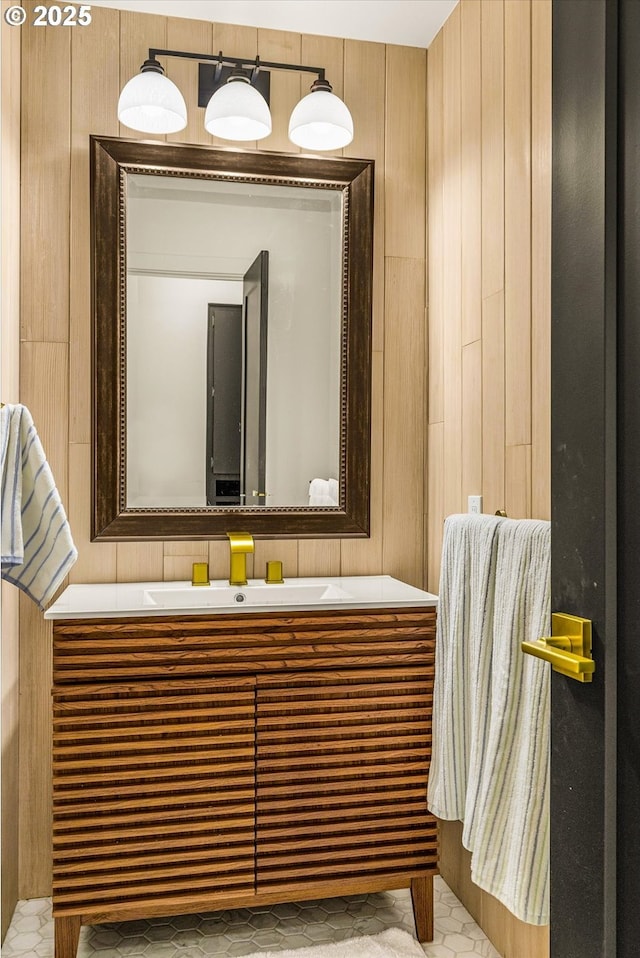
[128,173,343,214]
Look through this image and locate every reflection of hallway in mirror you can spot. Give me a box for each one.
[241,251,269,508]
[206,303,242,505]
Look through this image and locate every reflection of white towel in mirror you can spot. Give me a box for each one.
[309,478,339,506]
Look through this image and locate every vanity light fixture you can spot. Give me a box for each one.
[118,49,354,151]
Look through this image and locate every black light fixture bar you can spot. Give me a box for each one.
[148,48,326,80]
[146,48,328,109]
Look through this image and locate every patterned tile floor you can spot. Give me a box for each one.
[2,877,501,958]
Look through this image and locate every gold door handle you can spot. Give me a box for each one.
[522,612,595,683]
[252,490,268,497]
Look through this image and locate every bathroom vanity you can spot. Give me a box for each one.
[46,576,438,958]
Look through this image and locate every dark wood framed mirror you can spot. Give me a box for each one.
[91,136,373,540]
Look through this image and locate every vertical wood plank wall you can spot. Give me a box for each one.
[428,0,551,598]
[17,4,426,896]
[427,2,551,957]
[1,0,22,938]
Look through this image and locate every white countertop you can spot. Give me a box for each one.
[44,575,438,620]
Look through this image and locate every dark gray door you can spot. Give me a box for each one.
[241,251,269,507]
[206,303,242,505]
[551,1,639,955]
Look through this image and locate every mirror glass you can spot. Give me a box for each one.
[91,137,373,540]
[126,174,342,509]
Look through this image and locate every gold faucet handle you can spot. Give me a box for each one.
[265,561,284,584]
[191,562,210,587]
[226,532,254,553]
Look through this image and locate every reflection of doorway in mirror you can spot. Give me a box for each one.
[241,251,269,508]
[206,251,269,509]
[206,303,242,506]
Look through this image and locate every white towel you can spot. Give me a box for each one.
[309,477,339,506]
[469,519,550,925]
[1,404,77,609]
[427,513,505,821]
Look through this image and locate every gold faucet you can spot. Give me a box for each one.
[226,532,254,586]
[191,561,210,587]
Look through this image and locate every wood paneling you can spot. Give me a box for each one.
[298,539,341,578]
[480,0,505,301]
[428,2,551,953]
[166,17,213,146]
[482,290,506,516]
[442,5,463,520]
[428,0,550,582]
[427,32,444,426]
[1,0,21,934]
[462,340,482,501]
[20,18,70,344]
[383,259,425,588]
[258,28,302,154]
[531,0,552,521]
[460,0,482,347]
[19,601,54,897]
[116,542,164,583]
[384,45,426,259]
[427,423,444,596]
[21,342,69,498]
[504,0,532,448]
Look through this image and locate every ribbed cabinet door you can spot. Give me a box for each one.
[256,668,437,892]
[52,677,256,917]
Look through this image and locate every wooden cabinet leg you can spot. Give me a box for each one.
[411,874,434,942]
[55,916,81,958]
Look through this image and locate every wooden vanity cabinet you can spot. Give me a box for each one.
[51,607,437,958]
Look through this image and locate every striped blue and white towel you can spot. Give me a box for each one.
[1,404,77,609]
[469,519,551,925]
[427,513,505,821]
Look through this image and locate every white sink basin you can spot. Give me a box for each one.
[143,582,351,609]
[44,575,438,619]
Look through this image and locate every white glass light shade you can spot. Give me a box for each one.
[118,70,187,134]
[204,76,272,141]
[288,90,354,151]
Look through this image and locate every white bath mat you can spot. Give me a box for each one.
[242,927,425,958]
